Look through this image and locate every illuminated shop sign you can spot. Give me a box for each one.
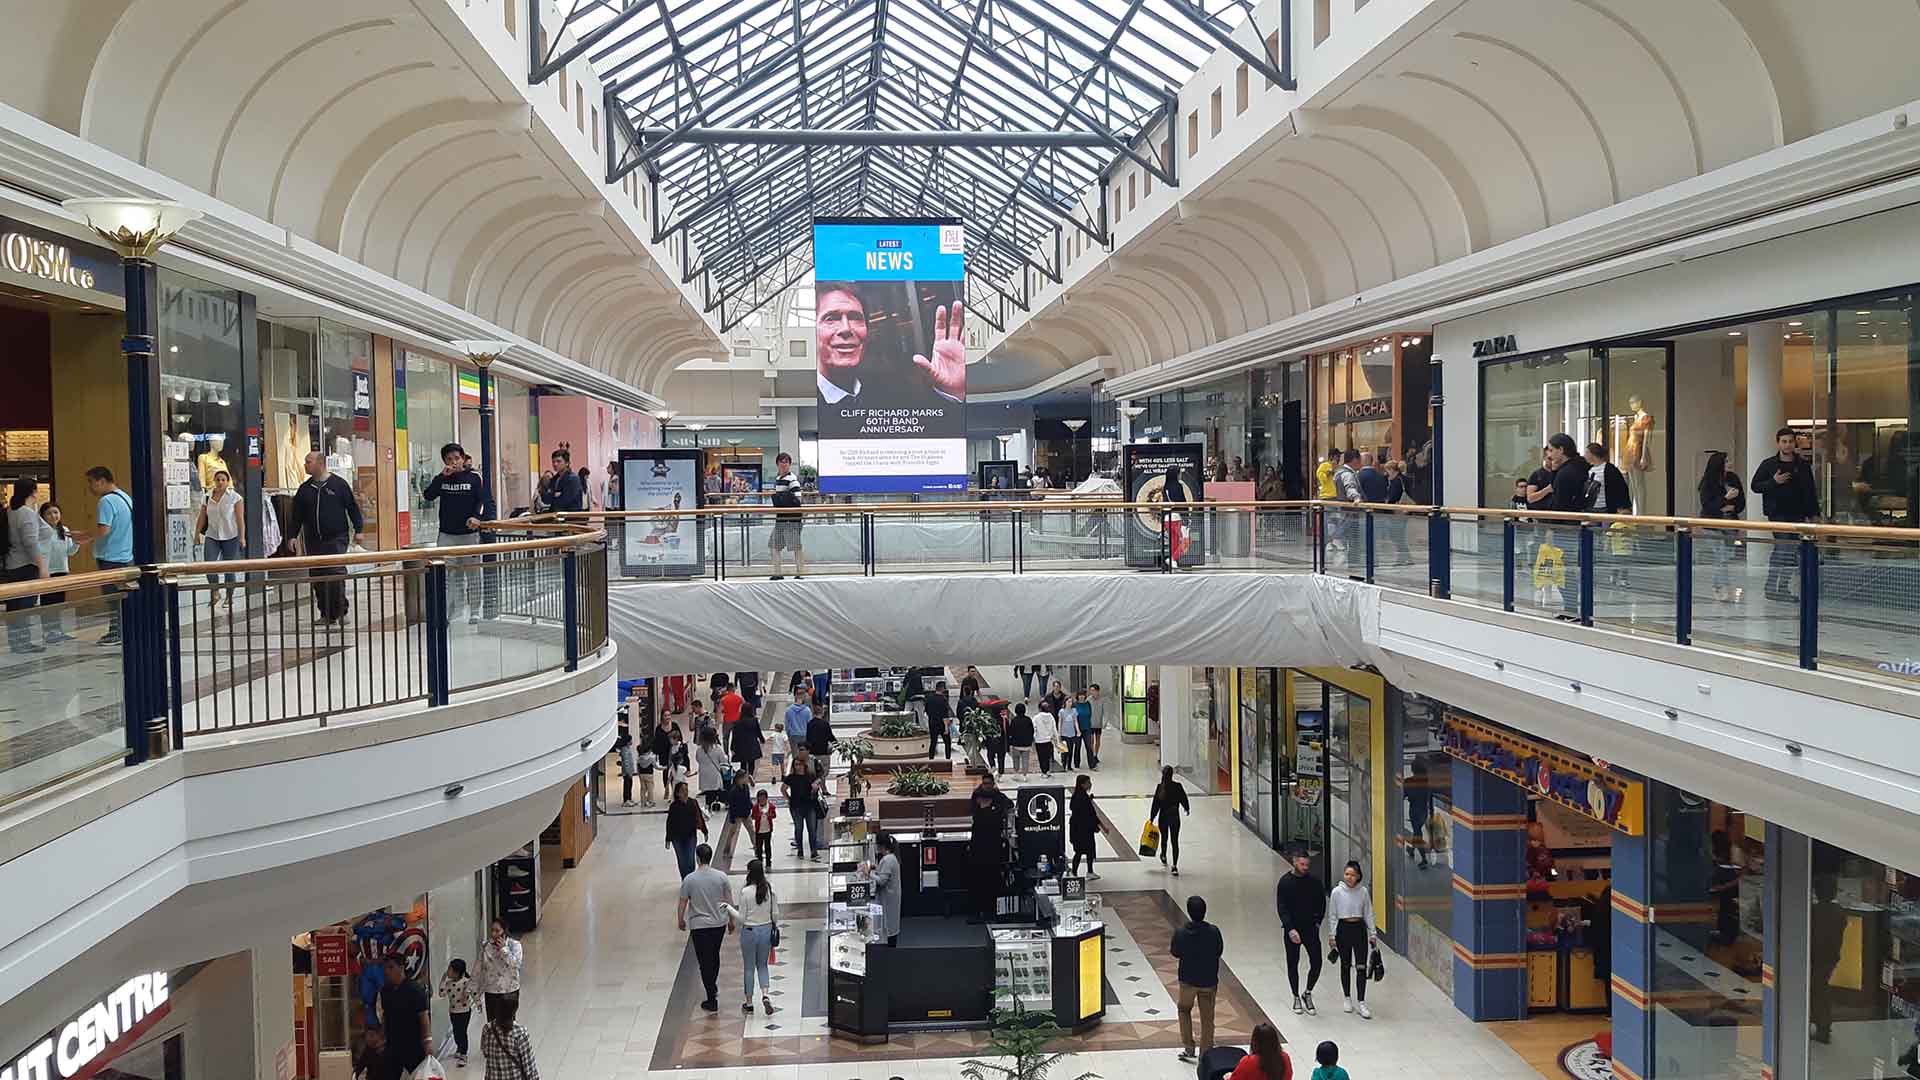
[0,233,94,289]
[1440,713,1645,835]
[1328,396,1392,424]
[3,972,170,1080]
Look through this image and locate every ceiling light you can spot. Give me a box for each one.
[1856,310,1871,315]
[1787,321,1803,327]
[168,344,179,353]
[1727,331,1741,336]
[1406,337,1422,345]
[173,389,185,401]
[62,197,202,258]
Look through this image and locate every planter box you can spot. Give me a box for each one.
[868,734,928,759]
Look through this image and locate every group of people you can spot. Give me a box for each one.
[354,918,536,1078]
[969,667,1107,775]
[1319,448,1422,566]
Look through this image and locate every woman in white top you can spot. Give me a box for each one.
[5,479,48,654]
[37,502,85,645]
[1030,705,1059,777]
[475,919,524,1017]
[1327,859,1378,1018]
[695,728,728,810]
[193,469,245,609]
[725,858,780,1015]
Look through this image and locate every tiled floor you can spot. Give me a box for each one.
[511,718,1550,1079]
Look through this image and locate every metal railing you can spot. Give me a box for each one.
[578,500,1920,683]
[0,523,608,808]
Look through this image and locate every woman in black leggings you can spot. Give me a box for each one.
[1327,859,1378,1019]
[1149,766,1190,876]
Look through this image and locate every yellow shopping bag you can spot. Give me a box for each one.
[1533,541,1565,589]
[1138,820,1162,858]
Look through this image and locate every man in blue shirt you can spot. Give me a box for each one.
[539,448,585,512]
[87,466,135,645]
[784,686,813,747]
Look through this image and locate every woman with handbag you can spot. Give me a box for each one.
[1326,860,1377,1019]
[725,858,780,1015]
[479,994,539,1078]
[1149,766,1190,876]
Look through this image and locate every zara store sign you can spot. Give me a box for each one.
[3,972,170,1080]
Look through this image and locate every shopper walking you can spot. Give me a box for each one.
[1031,701,1059,777]
[438,959,477,1066]
[617,732,638,807]
[1698,451,1747,602]
[731,703,764,782]
[476,920,522,1021]
[725,858,780,1014]
[723,772,754,859]
[1309,1042,1348,1080]
[903,666,927,727]
[805,706,834,759]
[375,957,430,1076]
[85,466,134,645]
[1328,860,1377,1019]
[478,989,539,1079]
[750,788,777,864]
[1230,1022,1291,1080]
[782,750,822,860]
[1172,894,1224,1064]
[192,468,246,609]
[1150,766,1191,876]
[291,450,363,625]
[695,727,728,811]
[1069,774,1100,880]
[635,735,658,808]
[5,479,48,654]
[1084,684,1105,769]
[783,686,813,753]
[679,843,731,1012]
[36,502,83,645]
[1058,694,1082,770]
[665,781,709,879]
[768,452,806,579]
[1545,433,1592,620]
[1751,427,1819,601]
[718,680,746,740]
[423,443,494,622]
[925,680,953,758]
[1276,851,1327,1014]
[1007,704,1036,775]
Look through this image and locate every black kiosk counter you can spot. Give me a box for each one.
[827,789,1107,1042]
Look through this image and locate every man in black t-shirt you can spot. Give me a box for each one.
[768,451,805,579]
[376,957,430,1074]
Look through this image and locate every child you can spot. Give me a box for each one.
[617,732,638,807]
[725,771,754,857]
[766,725,790,777]
[751,788,778,864]
[1311,1040,1349,1080]
[37,503,83,645]
[438,959,476,1066]
[635,736,659,807]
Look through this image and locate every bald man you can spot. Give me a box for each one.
[291,450,363,624]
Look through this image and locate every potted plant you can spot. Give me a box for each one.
[886,767,952,797]
[960,989,1098,1080]
[958,706,999,769]
[833,734,873,798]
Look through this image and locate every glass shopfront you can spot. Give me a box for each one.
[1387,690,1453,994]
[1250,361,1307,498]
[401,350,456,548]
[495,374,534,513]
[261,317,378,544]
[158,270,249,563]
[1807,841,1919,1080]
[1235,668,1279,846]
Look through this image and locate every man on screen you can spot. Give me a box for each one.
[815,281,966,408]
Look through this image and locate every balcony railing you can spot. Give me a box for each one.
[574,499,1919,683]
[0,523,609,808]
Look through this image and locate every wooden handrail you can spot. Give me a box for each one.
[555,501,1920,542]
[0,566,141,604]
[154,523,606,580]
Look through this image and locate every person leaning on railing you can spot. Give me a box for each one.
[1750,426,1820,603]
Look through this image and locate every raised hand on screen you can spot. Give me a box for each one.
[912,302,966,399]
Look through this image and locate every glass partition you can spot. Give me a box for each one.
[496,375,533,514]
[158,270,248,562]
[1808,839,1920,1078]
[402,350,456,548]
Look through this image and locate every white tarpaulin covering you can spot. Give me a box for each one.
[609,571,1383,675]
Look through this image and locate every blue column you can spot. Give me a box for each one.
[1611,815,1653,1080]
[476,362,496,508]
[1762,821,1781,1080]
[1449,758,1529,1020]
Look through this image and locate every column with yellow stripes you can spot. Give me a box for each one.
[1449,757,1530,1020]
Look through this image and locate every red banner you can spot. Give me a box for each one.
[313,931,350,977]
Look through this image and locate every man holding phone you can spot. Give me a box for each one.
[1751,426,1819,601]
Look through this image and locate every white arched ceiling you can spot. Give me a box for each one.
[2,0,714,395]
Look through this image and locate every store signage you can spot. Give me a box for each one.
[352,372,372,420]
[1327,396,1392,424]
[1471,335,1518,358]
[4,972,170,1080]
[1,233,94,290]
[313,930,350,977]
[1440,713,1645,835]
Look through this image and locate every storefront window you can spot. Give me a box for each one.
[1390,691,1452,993]
[1235,668,1277,845]
[402,350,456,548]
[1808,840,1919,1078]
[1480,349,1600,506]
[1603,345,1669,515]
[1826,295,1916,526]
[1646,783,1769,1080]
[1327,684,1373,880]
[158,270,247,562]
[1250,361,1306,497]
[1286,674,1327,865]
[496,375,533,513]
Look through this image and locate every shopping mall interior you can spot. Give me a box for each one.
[6,2,1920,1080]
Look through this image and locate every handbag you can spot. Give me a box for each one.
[1137,820,1161,857]
[1369,945,1386,982]
[1328,944,1340,964]
[771,924,781,948]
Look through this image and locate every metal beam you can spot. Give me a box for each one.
[630,126,1119,147]
[1156,0,1294,90]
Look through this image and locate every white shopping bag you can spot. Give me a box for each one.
[345,543,378,575]
[405,1055,448,1080]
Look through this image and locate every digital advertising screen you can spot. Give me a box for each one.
[618,448,704,577]
[719,462,762,496]
[812,217,968,494]
[1122,442,1207,569]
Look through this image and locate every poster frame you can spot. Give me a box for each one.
[1121,442,1207,569]
[617,447,706,579]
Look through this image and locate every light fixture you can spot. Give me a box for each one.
[1406,336,1422,345]
[1787,320,1803,327]
[725,437,744,446]
[173,388,185,402]
[62,197,203,258]
[684,422,708,431]
[1118,405,1146,418]
[1063,419,1087,432]
[448,338,513,365]
[651,408,679,423]
[168,344,179,353]
[1727,331,1741,337]
[1856,310,1871,315]
[217,390,231,406]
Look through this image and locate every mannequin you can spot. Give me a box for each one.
[1622,395,1654,513]
[327,435,355,481]
[275,413,310,490]
[197,434,230,493]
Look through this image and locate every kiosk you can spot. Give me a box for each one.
[827,786,1107,1042]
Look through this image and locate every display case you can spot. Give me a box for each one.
[828,871,889,1040]
[992,926,1053,1011]
[831,669,900,720]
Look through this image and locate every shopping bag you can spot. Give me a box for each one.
[344,543,378,576]
[405,1055,448,1080]
[1138,820,1161,857]
[1532,541,1565,589]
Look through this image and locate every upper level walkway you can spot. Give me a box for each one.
[592,500,1920,875]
